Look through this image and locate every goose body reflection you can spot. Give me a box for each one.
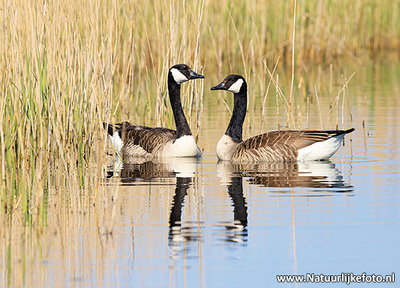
[107,157,200,180]
[217,160,352,191]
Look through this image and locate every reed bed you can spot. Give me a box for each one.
[1,0,399,223]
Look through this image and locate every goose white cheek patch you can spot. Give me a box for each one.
[228,79,244,93]
[170,68,188,84]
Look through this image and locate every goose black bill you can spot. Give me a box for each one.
[210,81,227,90]
[189,70,205,80]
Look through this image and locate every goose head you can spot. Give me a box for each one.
[211,74,247,94]
[169,64,204,85]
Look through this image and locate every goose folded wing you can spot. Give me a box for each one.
[241,130,343,150]
[233,130,345,161]
[122,126,176,153]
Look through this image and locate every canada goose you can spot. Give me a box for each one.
[211,74,355,162]
[104,64,204,160]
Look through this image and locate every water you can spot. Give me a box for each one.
[1,60,400,287]
[100,154,397,288]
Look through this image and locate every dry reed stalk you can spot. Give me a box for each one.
[314,86,323,130]
[262,58,280,117]
[288,0,297,127]
[329,72,356,128]
[263,61,295,128]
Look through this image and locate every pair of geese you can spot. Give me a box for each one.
[104,64,354,162]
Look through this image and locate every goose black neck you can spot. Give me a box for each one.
[168,73,192,138]
[225,88,247,143]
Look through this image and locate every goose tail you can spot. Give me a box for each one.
[341,128,355,135]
